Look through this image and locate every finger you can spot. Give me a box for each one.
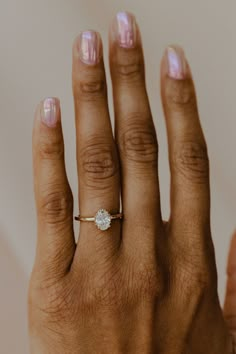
[33,98,75,278]
[109,12,162,254]
[161,46,211,249]
[72,31,121,264]
[224,231,236,340]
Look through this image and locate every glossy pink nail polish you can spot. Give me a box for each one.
[79,31,100,65]
[116,12,136,48]
[42,98,58,127]
[167,46,186,80]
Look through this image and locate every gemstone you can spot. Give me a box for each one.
[94,209,112,231]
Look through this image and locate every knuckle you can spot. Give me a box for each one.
[173,252,212,299]
[80,260,162,310]
[134,266,161,299]
[78,267,123,311]
[39,135,64,160]
[123,258,162,301]
[171,266,210,325]
[170,234,217,293]
[180,265,210,293]
[166,78,196,108]
[173,140,209,183]
[115,61,144,82]
[77,76,106,101]
[80,139,118,189]
[90,282,121,309]
[39,186,73,224]
[119,118,158,166]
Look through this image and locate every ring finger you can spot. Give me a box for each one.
[72,31,121,266]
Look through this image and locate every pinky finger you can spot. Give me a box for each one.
[32,98,75,279]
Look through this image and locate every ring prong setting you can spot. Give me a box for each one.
[94,209,112,231]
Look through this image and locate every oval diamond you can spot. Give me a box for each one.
[95,209,112,231]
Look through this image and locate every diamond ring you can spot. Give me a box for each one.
[75,209,123,231]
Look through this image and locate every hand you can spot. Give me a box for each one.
[29,11,235,354]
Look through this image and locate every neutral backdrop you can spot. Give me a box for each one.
[0,0,234,353]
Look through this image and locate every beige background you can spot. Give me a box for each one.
[0,0,234,353]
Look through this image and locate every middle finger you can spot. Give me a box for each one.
[109,12,162,254]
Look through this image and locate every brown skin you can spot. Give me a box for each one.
[29,12,235,354]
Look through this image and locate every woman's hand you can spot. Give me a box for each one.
[29,11,235,354]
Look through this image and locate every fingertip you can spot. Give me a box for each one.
[160,45,197,111]
[72,31,106,101]
[108,10,143,64]
[109,11,138,46]
[32,97,64,166]
[161,45,189,80]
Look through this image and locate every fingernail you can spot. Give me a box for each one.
[166,46,187,80]
[41,97,58,127]
[78,31,101,65]
[115,11,137,48]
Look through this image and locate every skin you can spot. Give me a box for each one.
[29,12,235,354]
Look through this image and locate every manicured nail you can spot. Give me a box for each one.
[166,46,187,80]
[115,11,137,48]
[78,31,100,65]
[41,98,58,127]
